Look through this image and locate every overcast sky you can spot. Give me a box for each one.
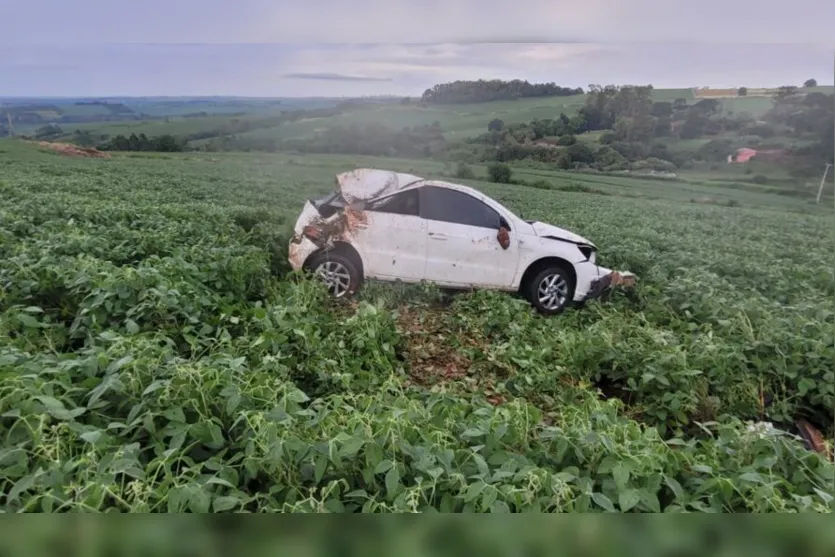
[2,0,832,97]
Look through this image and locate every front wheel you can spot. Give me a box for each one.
[307,252,362,298]
[526,265,575,315]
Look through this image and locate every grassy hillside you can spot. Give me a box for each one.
[0,139,832,512]
[190,87,829,148]
[9,87,834,148]
[66,114,278,137]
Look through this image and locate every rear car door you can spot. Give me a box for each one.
[357,188,427,281]
[419,186,519,288]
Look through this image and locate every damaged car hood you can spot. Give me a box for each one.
[530,221,595,247]
[337,169,424,204]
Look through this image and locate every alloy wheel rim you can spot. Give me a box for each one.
[315,261,352,297]
[537,273,568,310]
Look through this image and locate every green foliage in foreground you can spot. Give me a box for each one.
[0,142,832,512]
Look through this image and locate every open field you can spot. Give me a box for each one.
[13,86,822,146]
[207,89,786,145]
[66,114,280,138]
[0,139,832,512]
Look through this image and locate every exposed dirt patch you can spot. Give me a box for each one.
[34,141,111,158]
[395,304,506,405]
[397,305,471,385]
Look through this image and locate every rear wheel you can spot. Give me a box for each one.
[526,265,575,315]
[307,252,362,298]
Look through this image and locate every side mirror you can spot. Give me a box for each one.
[497,226,510,250]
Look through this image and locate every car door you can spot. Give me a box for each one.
[419,186,519,288]
[355,188,427,281]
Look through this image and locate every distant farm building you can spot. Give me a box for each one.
[728,148,757,163]
[728,147,788,164]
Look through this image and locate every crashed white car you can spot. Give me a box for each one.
[289,169,635,314]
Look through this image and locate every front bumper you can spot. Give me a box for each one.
[288,236,320,272]
[582,270,637,301]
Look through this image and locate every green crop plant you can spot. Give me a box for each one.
[0,141,832,513]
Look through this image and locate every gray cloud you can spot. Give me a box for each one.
[285,72,393,82]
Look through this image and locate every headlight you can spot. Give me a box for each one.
[578,244,596,262]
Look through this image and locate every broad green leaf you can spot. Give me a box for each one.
[591,492,616,512]
[639,489,662,513]
[490,500,511,513]
[189,487,211,513]
[17,314,42,328]
[35,396,73,420]
[465,481,486,502]
[190,421,225,449]
[619,489,640,512]
[8,474,35,503]
[385,466,400,497]
[314,456,327,484]
[613,463,630,490]
[374,460,393,474]
[340,437,364,458]
[738,472,764,484]
[80,430,104,444]
[213,496,242,512]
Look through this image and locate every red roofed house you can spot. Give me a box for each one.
[728,148,757,163]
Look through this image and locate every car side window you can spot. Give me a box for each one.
[419,186,503,229]
[366,189,419,216]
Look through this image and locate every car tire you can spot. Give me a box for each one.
[526,264,576,315]
[306,251,363,298]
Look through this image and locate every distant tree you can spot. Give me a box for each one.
[737,87,748,96]
[653,117,672,137]
[455,162,475,179]
[565,143,596,164]
[803,78,818,88]
[743,123,776,138]
[691,99,721,116]
[775,85,799,100]
[422,79,583,104]
[651,101,673,118]
[34,124,64,139]
[580,84,654,131]
[72,129,96,147]
[694,139,734,162]
[613,113,657,143]
[487,162,512,183]
[488,118,505,132]
[400,97,411,105]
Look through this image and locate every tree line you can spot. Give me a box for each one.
[452,84,834,173]
[101,133,185,152]
[421,80,583,104]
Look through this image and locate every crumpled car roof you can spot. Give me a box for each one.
[336,169,424,204]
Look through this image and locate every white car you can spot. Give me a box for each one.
[289,169,635,314]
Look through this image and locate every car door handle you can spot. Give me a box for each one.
[429,232,447,240]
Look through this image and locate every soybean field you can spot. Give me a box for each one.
[0,140,832,512]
